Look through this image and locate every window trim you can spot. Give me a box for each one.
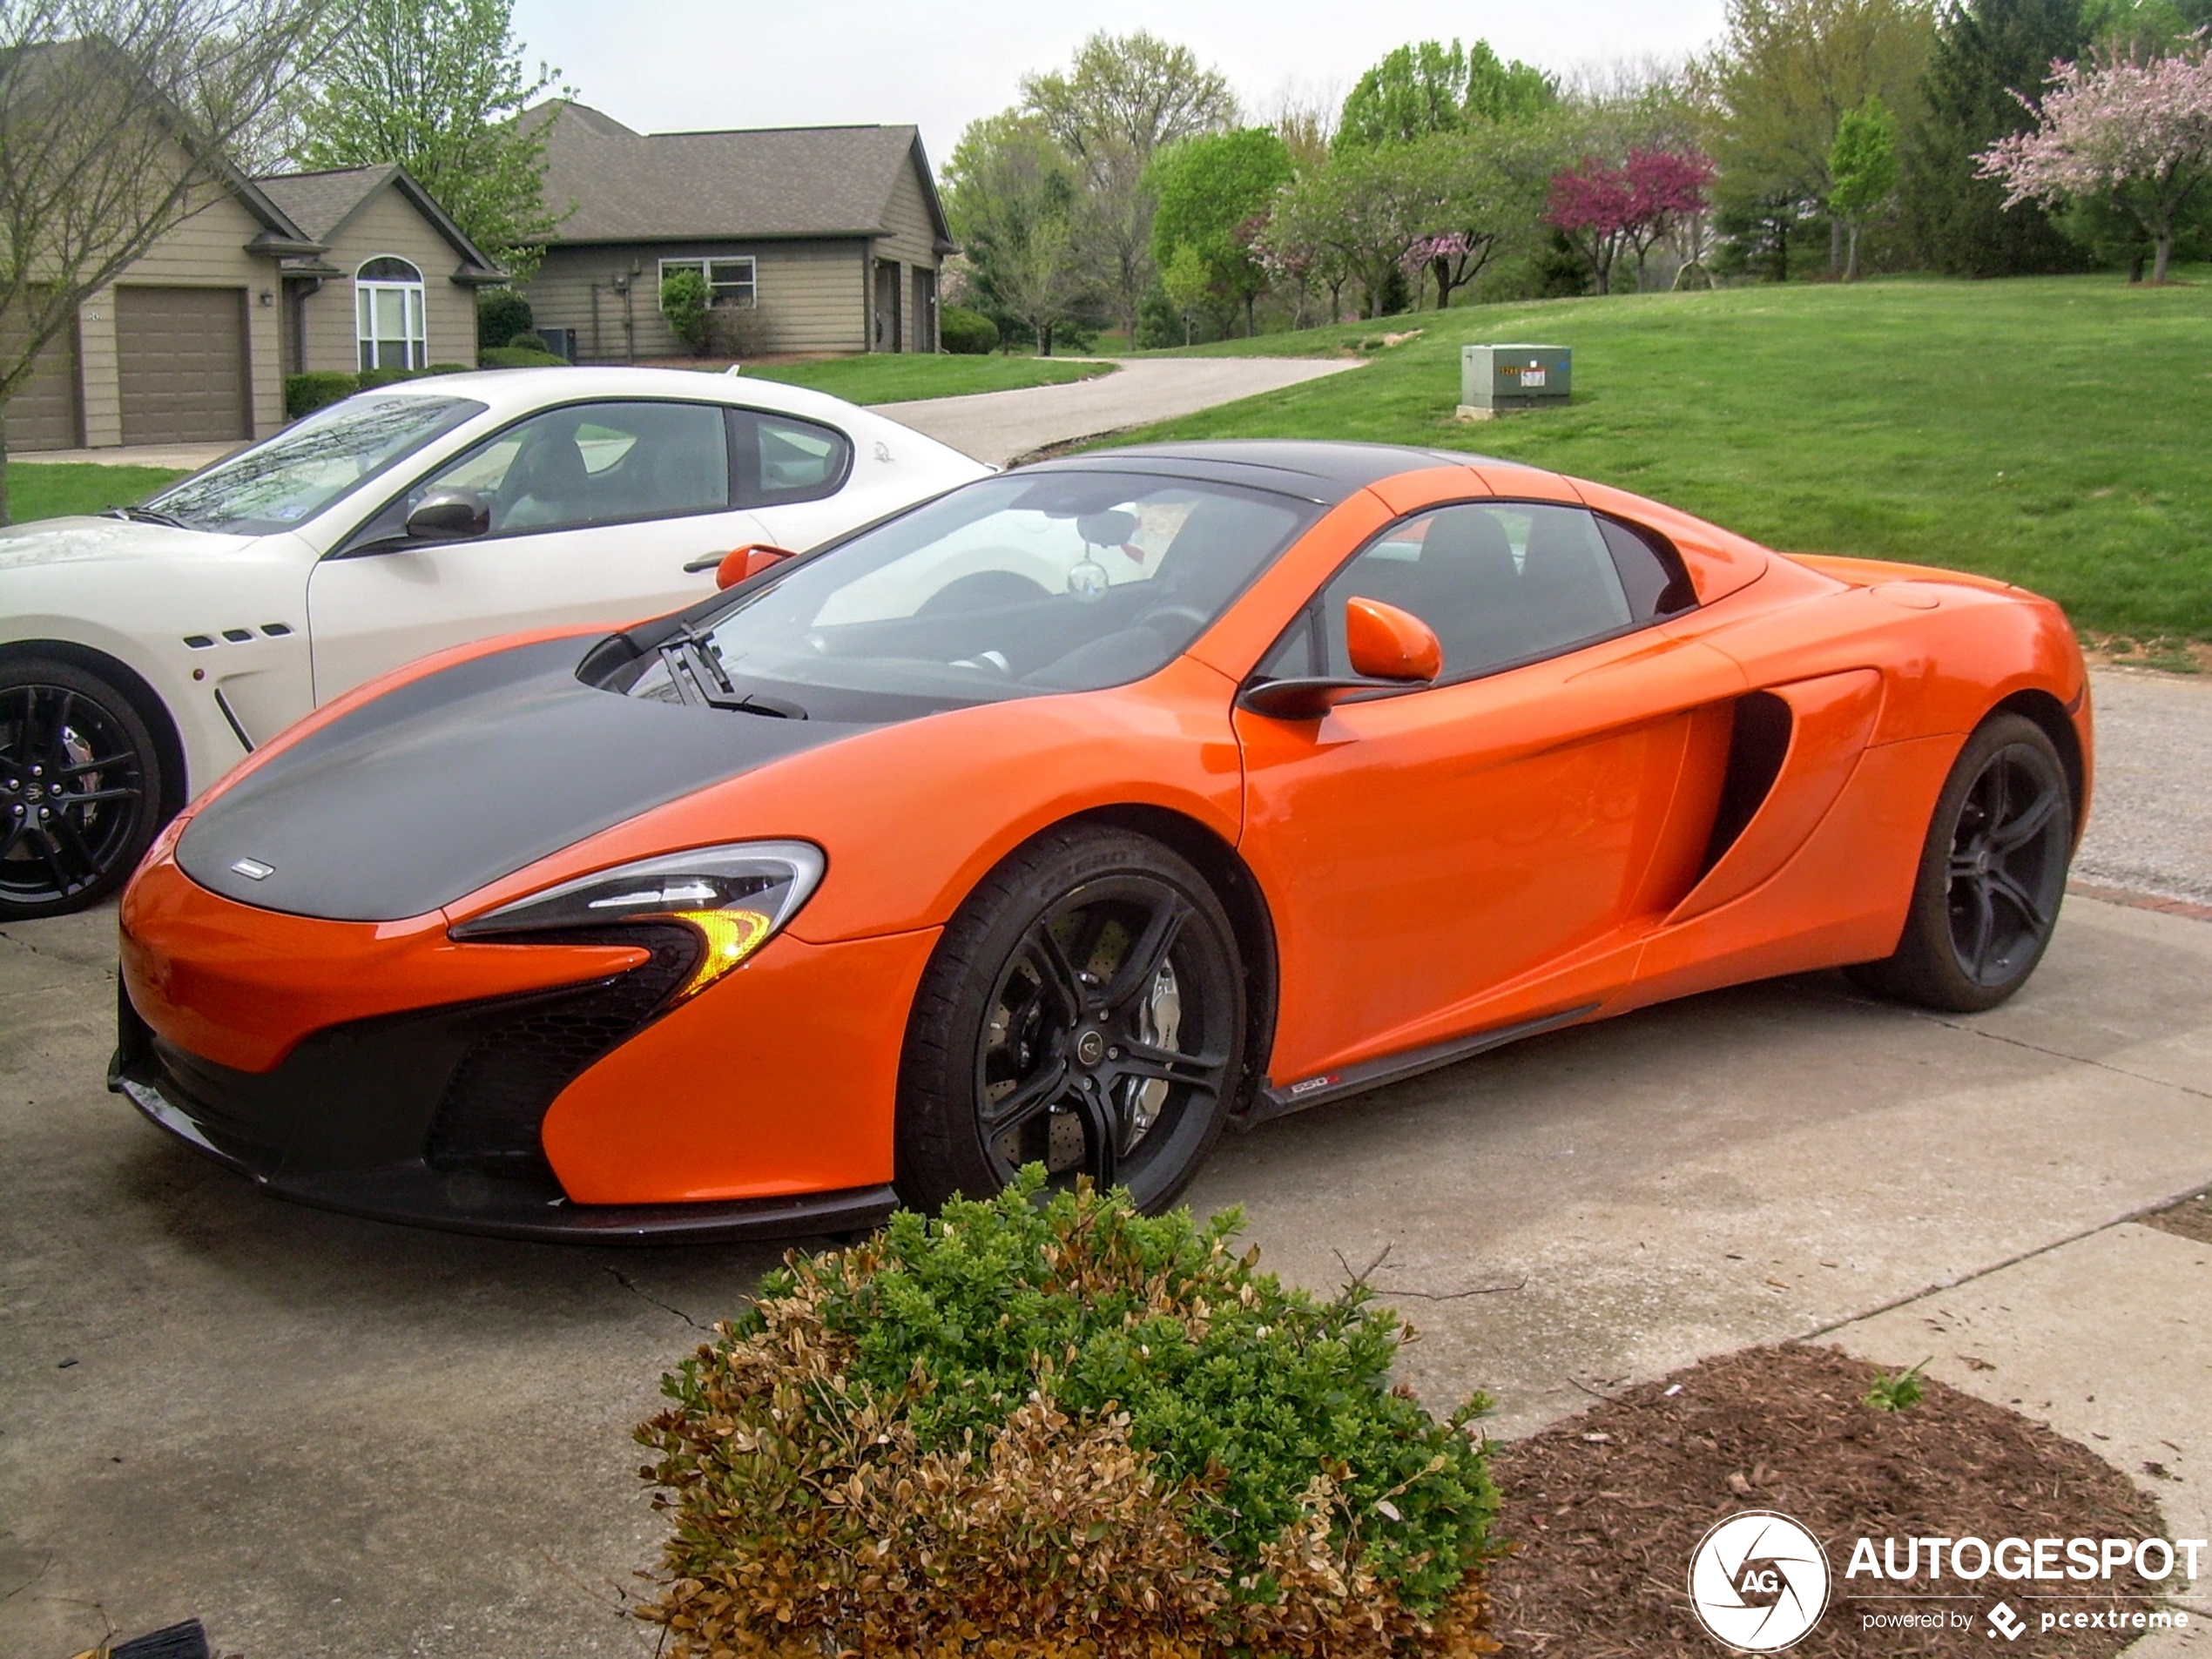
[658,255,758,310]
[1248,497,1700,698]
[354,255,428,371]
[329,395,744,557]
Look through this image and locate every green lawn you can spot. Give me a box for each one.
[741,354,1114,404]
[7,462,190,524]
[1119,273,2212,642]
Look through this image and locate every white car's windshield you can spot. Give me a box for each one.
[141,394,486,535]
[624,469,1316,719]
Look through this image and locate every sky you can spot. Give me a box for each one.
[509,0,1730,164]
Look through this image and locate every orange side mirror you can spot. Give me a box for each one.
[1344,596,1443,683]
[714,544,798,590]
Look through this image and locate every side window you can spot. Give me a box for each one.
[1597,516,1697,619]
[375,401,731,541]
[1316,502,1650,681]
[732,409,852,508]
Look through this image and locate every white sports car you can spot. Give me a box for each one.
[0,367,990,919]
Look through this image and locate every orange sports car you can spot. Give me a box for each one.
[111,442,2090,1242]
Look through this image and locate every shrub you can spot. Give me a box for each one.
[476,287,533,352]
[659,266,711,354]
[704,302,770,360]
[637,1170,1500,1658]
[354,365,416,390]
[477,344,570,368]
[939,303,1000,354]
[285,370,358,418]
[506,331,548,353]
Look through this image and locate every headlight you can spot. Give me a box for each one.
[449,840,826,1002]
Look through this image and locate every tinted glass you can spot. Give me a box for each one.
[145,395,483,535]
[624,470,1314,716]
[1317,502,1641,679]
[1598,516,1697,619]
[403,401,730,536]
[735,410,851,506]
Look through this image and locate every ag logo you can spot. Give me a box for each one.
[1688,1510,1831,1651]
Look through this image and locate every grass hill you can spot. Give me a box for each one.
[1121,273,2212,646]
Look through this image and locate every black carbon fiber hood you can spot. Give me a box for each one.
[176,635,856,921]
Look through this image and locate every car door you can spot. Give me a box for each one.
[305,398,770,703]
[1237,498,1747,1089]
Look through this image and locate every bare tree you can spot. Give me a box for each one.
[0,0,328,520]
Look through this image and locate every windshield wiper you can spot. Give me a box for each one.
[659,638,806,718]
[104,505,192,529]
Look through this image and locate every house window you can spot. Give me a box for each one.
[659,257,756,309]
[355,257,427,370]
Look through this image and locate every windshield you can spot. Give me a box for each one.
[624,470,1316,719]
[142,394,486,535]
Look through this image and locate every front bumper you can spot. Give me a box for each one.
[110,979,896,1244]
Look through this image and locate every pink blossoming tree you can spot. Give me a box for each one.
[1977,38,2212,284]
[1545,147,1715,294]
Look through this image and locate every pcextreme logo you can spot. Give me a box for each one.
[1688,1510,1832,1651]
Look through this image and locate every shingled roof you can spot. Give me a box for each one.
[253,163,504,282]
[528,100,954,250]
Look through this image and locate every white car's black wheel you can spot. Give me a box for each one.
[896,826,1244,1214]
[0,658,163,919]
[1848,712,2073,1013]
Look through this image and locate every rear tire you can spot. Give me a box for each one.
[895,826,1244,1214]
[0,657,163,920]
[1847,712,2073,1013]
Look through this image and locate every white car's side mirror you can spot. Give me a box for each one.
[405,489,490,541]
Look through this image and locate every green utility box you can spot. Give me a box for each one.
[1459,343,1571,415]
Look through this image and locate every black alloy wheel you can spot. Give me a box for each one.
[1848,712,2073,1013]
[0,658,163,920]
[897,827,1245,1214]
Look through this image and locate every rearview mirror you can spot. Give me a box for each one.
[404,489,490,541]
[715,544,799,590]
[1237,596,1441,720]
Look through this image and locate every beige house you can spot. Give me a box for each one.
[11,163,498,454]
[522,102,954,362]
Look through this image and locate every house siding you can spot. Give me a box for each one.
[526,239,867,360]
[75,184,285,447]
[294,187,482,375]
[875,156,942,352]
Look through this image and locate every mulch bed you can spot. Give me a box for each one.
[1484,1344,2173,1656]
[2145,1189,2212,1245]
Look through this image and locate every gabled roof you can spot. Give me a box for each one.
[526,100,954,252]
[254,163,505,283]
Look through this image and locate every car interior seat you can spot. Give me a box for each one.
[498,428,594,530]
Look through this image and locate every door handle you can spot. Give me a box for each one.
[682,552,725,574]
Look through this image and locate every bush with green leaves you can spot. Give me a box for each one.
[477,344,570,368]
[476,287,533,352]
[938,303,1001,354]
[637,1170,1500,1657]
[658,266,711,354]
[284,371,359,418]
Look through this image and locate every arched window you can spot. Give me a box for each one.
[355,256,427,370]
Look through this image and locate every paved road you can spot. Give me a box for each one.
[2075,667,2212,907]
[3,665,2208,1657]
[877,355,1363,467]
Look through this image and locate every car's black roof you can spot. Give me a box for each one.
[1020,440,1509,504]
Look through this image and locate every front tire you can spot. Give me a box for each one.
[896,826,1245,1214]
[0,657,163,920]
[1847,712,2073,1013]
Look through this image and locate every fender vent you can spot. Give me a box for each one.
[1701,691,1792,876]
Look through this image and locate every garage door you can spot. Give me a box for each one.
[0,314,81,452]
[116,287,249,445]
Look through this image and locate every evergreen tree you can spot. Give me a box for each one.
[1900,0,2096,273]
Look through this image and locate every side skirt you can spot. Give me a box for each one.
[1238,1002,1602,1128]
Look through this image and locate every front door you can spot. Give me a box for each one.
[1237,498,1742,1086]
[307,398,765,703]
[873,260,900,353]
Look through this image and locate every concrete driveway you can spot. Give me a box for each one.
[877,355,1362,467]
[3,669,2209,1658]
